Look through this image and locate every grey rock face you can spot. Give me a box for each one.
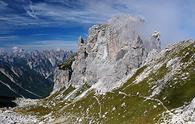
[69,15,161,92]
[144,31,161,53]
[53,68,71,93]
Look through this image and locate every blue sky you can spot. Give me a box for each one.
[0,0,195,50]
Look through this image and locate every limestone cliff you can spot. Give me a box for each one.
[69,15,160,93]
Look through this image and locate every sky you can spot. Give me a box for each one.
[0,0,195,50]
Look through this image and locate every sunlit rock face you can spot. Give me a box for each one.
[53,68,71,93]
[70,15,161,92]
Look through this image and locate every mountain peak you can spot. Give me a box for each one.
[12,47,24,53]
[68,16,160,93]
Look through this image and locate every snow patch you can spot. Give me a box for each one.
[49,58,55,66]
[27,61,33,69]
[0,68,16,83]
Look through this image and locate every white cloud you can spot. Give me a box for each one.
[0,35,18,40]
[0,1,8,7]
[1,0,195,46]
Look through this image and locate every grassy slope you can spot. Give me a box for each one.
[16,41,195,124]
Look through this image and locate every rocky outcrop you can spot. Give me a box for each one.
[69,15,161,92]
[52,16,161,93]
[53,68,71,93]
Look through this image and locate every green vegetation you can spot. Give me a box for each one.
[15,41,195,124]
[16,106,52,117]
[157,43,195,109]
[58,54,75,70]
[59,65,165,123]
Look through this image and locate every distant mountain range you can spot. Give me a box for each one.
[0,48,73,98]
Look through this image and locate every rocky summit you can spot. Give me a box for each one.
[70,15,160,93]
[0,15,195,124]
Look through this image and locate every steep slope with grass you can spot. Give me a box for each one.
[15,40,195,124]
